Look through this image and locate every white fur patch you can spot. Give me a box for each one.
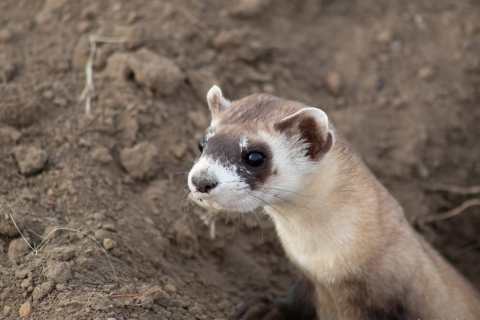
[239,137,248,151]
[188,155,255,213]
[205,131,215,141]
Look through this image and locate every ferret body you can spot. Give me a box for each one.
[188,86,480,319]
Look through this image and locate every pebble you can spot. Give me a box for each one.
[418,66,434,81]
[76,21,91,34]
[230,0,271,18]
[2,63,16,81]
[13,146,48,176]
[120,141,161,181]
[89,297,111,311]
[8,238,30,262]
[19,301,31,318]
[32,280,55,300]
[103,238,117,250]
[163,284,177,295]
[376,30,392,43]
[324,71,342,96]
[90,147,113,164]
[80,3,100,20]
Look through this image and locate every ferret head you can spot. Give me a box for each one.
[188,86,334,213]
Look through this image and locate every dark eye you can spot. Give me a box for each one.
[244,152,266,167]
[198,139,205,152]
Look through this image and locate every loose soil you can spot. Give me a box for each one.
[1,0,480,319]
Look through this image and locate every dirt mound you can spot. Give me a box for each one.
[1,0,479,319]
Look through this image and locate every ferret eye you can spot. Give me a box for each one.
[245,152,266,167]
[198,139,205,152]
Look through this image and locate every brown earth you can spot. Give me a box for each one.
[1,0,480,319]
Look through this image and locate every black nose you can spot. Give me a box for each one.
[191,176,218,193]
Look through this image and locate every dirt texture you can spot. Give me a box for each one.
[1,0,480,319]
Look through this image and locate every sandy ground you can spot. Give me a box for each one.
[1,0,479,319]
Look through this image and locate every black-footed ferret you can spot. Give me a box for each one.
[187,86,480,319]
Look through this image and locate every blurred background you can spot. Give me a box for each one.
[0,0,479,319]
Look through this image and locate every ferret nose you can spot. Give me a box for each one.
[191,175,218,193]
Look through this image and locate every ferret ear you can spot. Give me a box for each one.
[206,85,231,117]
[274,108,334,160]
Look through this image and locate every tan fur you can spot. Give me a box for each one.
[266,130,480,319]
[196,89,480,318]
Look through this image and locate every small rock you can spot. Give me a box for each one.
[0,28,13,43]
[47,247,76,261]
[0,126,21,146]
[42,90,54,100]
[120,141,161,181]
[90,147,113,164]
[19,301,31,318]
[141,286,170,308]
[418,66,434,81]
[13,146,48,176]
[8,238,30,262]
[0,206,24,236]
[230,0,271,18]
[189,305,203,316]
[125,26,147,50]
[20,278,31,288]
[187,69,220,101]
[187,111,209,130]
[376,30,392,43]
[89,297,111,311]
[103,238,117,250]
[0,85,42,127]
[163,284,177,295]
[325,72,342,96]
[44,261,72,284]
[15,268,31,279]
[53,97,68,107]
[32,280,54,300]
[127,48,185,96]
[127,12,140,24]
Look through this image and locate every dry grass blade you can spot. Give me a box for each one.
[6,202,118,283]
[78,35,126,117]
[418,198,480,224]
[426,183,480,195]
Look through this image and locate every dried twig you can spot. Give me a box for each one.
[417,198,480,224]
[78,35,126,117]
[425,183,480,195]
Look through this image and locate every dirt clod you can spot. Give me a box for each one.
[46,247,76,261]
[0,126,22,147]
[128,48,185,96]
[90,147,113,165]
[13,146,48,176]
[120,141,161,180]
[8,238,30,262]
[44,261,72,284]
[32,281,54,300]
[18,301,31,318]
